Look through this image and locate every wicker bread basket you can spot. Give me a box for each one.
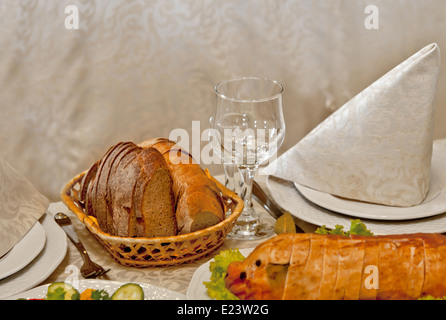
[61,170,243,267]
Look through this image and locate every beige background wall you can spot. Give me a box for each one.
[0,0,445,201]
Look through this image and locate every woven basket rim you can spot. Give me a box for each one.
[61,169,244,245]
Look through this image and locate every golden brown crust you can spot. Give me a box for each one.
[358,237,379,299]
[317,235,340,300]
[421,233,443,297]
[226,233,446,300]
[281,234,311,300]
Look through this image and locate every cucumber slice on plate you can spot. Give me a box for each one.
[111,283,144,300]
[46,282,80,300]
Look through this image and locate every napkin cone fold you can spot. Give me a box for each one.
[0,156,49,257]
[265,43,441,207]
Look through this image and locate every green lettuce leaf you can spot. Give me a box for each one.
[316,224,347,236]
[203,248,245,300]
[419,295,446,300]
[349,219,374,236]
[315,219,373,236]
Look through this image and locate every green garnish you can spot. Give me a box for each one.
[315,219,373,236]
[203,249,245,300]
[349,219,374,236]
[91,289,111,300]
[46,287,68,300]
[46,282,80,300]
[419,295,446,300]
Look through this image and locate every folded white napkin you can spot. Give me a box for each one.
[0,156,49,257]
[264,43,441,207]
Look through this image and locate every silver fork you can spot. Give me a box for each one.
[54,212,110,278]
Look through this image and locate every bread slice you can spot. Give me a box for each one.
[138,137,225,233]
[175,169,224,208]
[91,143,125,232]
[106,146,141,236]
[80,160,99,216]
[103,143,139,234]
[96,142,134,234]
[140,167,177,237]
[82,142,177,238]
[176,191,223,233]
[79,160,99,203]
[130,147,176,237]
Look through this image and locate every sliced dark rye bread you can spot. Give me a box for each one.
[80,160,99,215]
[103,143,140,234]
[79,160,99,203]
[95,142,135,233]
[81,142,177,238]
[90,143,123,231]
[131,147,176,237]
[106,146,142,236]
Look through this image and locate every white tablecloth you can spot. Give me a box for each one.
[41,176,317,296]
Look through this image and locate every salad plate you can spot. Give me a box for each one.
[0,221,46,280]
[4,279,186,300]
[186,248,253,300]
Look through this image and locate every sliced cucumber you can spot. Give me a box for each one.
[46,282,80,300]
[111,283,144,300]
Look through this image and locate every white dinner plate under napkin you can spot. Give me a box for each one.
[0,155,49,258]
[0,211,67,299]
[0,221,46,280]
[294,139,446,221]
[266,174,446,235]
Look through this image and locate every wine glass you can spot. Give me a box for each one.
[212,77,285,240]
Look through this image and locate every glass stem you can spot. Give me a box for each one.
[239,166,257,216]
[223,162,236,191]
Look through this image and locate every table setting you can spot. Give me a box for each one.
[263,43,446,235]
[1,42,446,301]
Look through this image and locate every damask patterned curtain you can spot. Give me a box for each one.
[0,0,445,200]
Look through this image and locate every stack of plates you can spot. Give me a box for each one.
[266,139,446,235]
[0,205,67,299]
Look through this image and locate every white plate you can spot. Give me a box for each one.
[267,174,446,235]
[0,212,67,299]
[294,139,446,221]
[187,248,254,300]
[4,279,186,300]
[0,222,46,280]
[294,140,446,220]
